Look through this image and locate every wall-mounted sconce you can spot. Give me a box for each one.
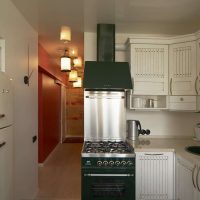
[68,70,78,82]
[73,56,82,67]
[73,77,82,88]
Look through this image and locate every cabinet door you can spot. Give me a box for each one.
[136,152,174,200]
[130,44,168,95]
[197,39,200,95]
[169,41,197,95]
[176,157,195,200]
[194,166,200,200]
[0,127,13,200]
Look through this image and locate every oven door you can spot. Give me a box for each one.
[82,170,135,200]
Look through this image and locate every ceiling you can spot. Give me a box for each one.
[11,0,200,65]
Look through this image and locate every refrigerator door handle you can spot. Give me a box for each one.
[0,141,6,148]
[0,114,6,119]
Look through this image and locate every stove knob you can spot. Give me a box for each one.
[97,161,102,166]
[103,161,108,166]
[121,161,126,166]
[127,161,133,166]
[109,161,114,166]
[115,161,120,166]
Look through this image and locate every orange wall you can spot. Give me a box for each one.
[38,43,65,163]
[38,43,67,85]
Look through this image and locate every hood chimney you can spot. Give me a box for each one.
[97,24,115,62]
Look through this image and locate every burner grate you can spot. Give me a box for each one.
[83,141,133,154]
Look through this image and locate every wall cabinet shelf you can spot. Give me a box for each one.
[127,92,168,111]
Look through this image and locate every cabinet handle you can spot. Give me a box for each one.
[195,76,198,95]
[192,164,197,188]
[0,114,5,119]
[0,141,6,148]
[196,166,200,192]
[170,78,172,95]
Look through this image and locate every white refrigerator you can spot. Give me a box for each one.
[0,72,13,200]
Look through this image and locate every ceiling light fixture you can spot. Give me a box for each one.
[59,25,82,88]
[61,49,71,72]
[60,26,71,42]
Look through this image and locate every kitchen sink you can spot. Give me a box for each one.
[185,146,200,156]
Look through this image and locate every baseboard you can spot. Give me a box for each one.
[63,136,83,143]
[38,143,60,166]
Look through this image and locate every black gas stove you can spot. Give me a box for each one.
[81,141,135,200]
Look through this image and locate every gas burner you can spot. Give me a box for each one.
[83,141,134,154]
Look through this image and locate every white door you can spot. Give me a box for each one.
[0,72,13,128]
[130,44,168,95]
[169,41,197,95]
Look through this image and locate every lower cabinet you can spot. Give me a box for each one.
[176,156,200,200]
[135,151,175,200]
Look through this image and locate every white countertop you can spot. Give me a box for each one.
[127,137,200,165]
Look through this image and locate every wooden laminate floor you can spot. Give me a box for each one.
[36,143,83,200]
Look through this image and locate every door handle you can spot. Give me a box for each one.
[0,141,6,148]
[144,153,164,156]
[170,78,172,95]
[195,76,198,95]
[196,166,200,192]
[84,174,134,177]
[192,164,197,188]
[0,114,5,119]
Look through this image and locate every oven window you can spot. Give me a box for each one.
[82,174,135,200]
[92,179,125,197]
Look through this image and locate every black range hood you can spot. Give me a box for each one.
[83,24,133,90]
[84,61,132,90]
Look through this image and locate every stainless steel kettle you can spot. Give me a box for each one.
[127,120,142,141]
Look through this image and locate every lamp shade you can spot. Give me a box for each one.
[69,48,78,58]
[73,77,82,87]
[60,26,71,41]
[61,56,71,72]
[73,56,82,67]
[69,70,78,82]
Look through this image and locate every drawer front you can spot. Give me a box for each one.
[169,96,196,103]
[169,102,196,111]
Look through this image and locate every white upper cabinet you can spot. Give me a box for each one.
[129,44,168,95]
[169,41,197,95]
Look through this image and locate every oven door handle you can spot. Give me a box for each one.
[84,173,134,177]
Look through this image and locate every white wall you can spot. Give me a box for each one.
[84,31,200,138]
[0,0,38,199]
